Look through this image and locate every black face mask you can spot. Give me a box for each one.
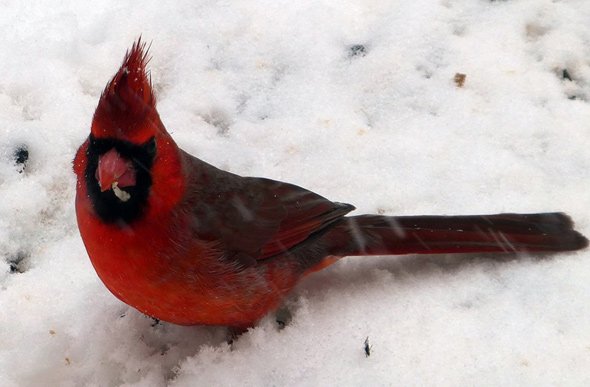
[85,135,156,225]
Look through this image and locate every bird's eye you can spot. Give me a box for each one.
[143,137,156,157]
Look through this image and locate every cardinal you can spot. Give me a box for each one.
[74,40,588,330]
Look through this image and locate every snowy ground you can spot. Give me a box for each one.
[1,0,590,385]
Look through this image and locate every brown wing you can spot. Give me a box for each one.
[183,152,354,262]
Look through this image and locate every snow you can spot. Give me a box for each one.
[1,0,589,385]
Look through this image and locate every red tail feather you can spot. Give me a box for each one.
[327,213,588,256]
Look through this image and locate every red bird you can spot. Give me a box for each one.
[74,40,588,330]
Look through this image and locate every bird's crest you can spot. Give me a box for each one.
[92,38,159,143]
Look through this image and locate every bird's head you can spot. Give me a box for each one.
[76,39,184,224]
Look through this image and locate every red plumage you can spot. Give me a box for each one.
[74,41,588,329]
[92,39,155,142]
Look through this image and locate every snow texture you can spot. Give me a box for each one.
[1,1,589,386]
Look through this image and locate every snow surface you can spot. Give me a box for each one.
[1,0,590,386]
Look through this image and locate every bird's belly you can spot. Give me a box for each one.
[88,241,295,327]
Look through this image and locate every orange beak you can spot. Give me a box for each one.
[97,148,137,192]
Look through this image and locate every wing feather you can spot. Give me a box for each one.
[183,153,354,262]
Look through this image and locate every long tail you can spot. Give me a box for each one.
[325,212,588,256]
